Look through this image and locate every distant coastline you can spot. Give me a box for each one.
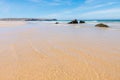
[0,18,57,21]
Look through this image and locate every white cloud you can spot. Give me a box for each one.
[75,8,120,19]
[29,0,42,2]
[45,1,119,19]
[85,0,95,4]
[81,8,120,16]
[28,0,72,6]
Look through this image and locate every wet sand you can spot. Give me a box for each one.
[0,22,120,80]
[0,21,26,27]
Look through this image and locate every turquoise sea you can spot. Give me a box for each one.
[57,19,120,23]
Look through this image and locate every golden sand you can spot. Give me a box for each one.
[0,22,120,80]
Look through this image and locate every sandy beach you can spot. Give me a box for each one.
[0,21,27,27]
[0,21,120,80]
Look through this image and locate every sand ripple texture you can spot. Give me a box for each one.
[0,22,120,80]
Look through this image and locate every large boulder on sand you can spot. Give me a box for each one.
[79,20,85,23]
[95,23,109,28]
[68,19,78,24]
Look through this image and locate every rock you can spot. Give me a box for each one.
[55,22,59,24]
[95,23,109,28]
[79,20,85,23]
[68,19,78,24]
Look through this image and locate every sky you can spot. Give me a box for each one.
[0,0,120,19]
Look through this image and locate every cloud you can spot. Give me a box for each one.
[45,1,119,19]
[85,0,95,4]
[0,0,119,19]
[29,0,41,2]
[72,8,120,19]
[80,8,120,16]
[28,0,72,6]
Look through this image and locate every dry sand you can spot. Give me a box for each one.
[0,22,120,80]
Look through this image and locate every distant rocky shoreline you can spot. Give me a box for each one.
[0,18,57,21]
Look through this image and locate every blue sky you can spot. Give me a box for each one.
[0,0,120,19]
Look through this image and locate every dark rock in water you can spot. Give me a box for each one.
[79,20,85,23]
[95,23,109,28]
[68,19,78,24]
[55,22,59,24]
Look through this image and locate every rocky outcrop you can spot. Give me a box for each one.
[55,22,59,24]
[68,19,78,24]
[95,23,109,28]
[79,20,85,23]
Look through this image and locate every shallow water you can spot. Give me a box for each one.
[0,22,120,80]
